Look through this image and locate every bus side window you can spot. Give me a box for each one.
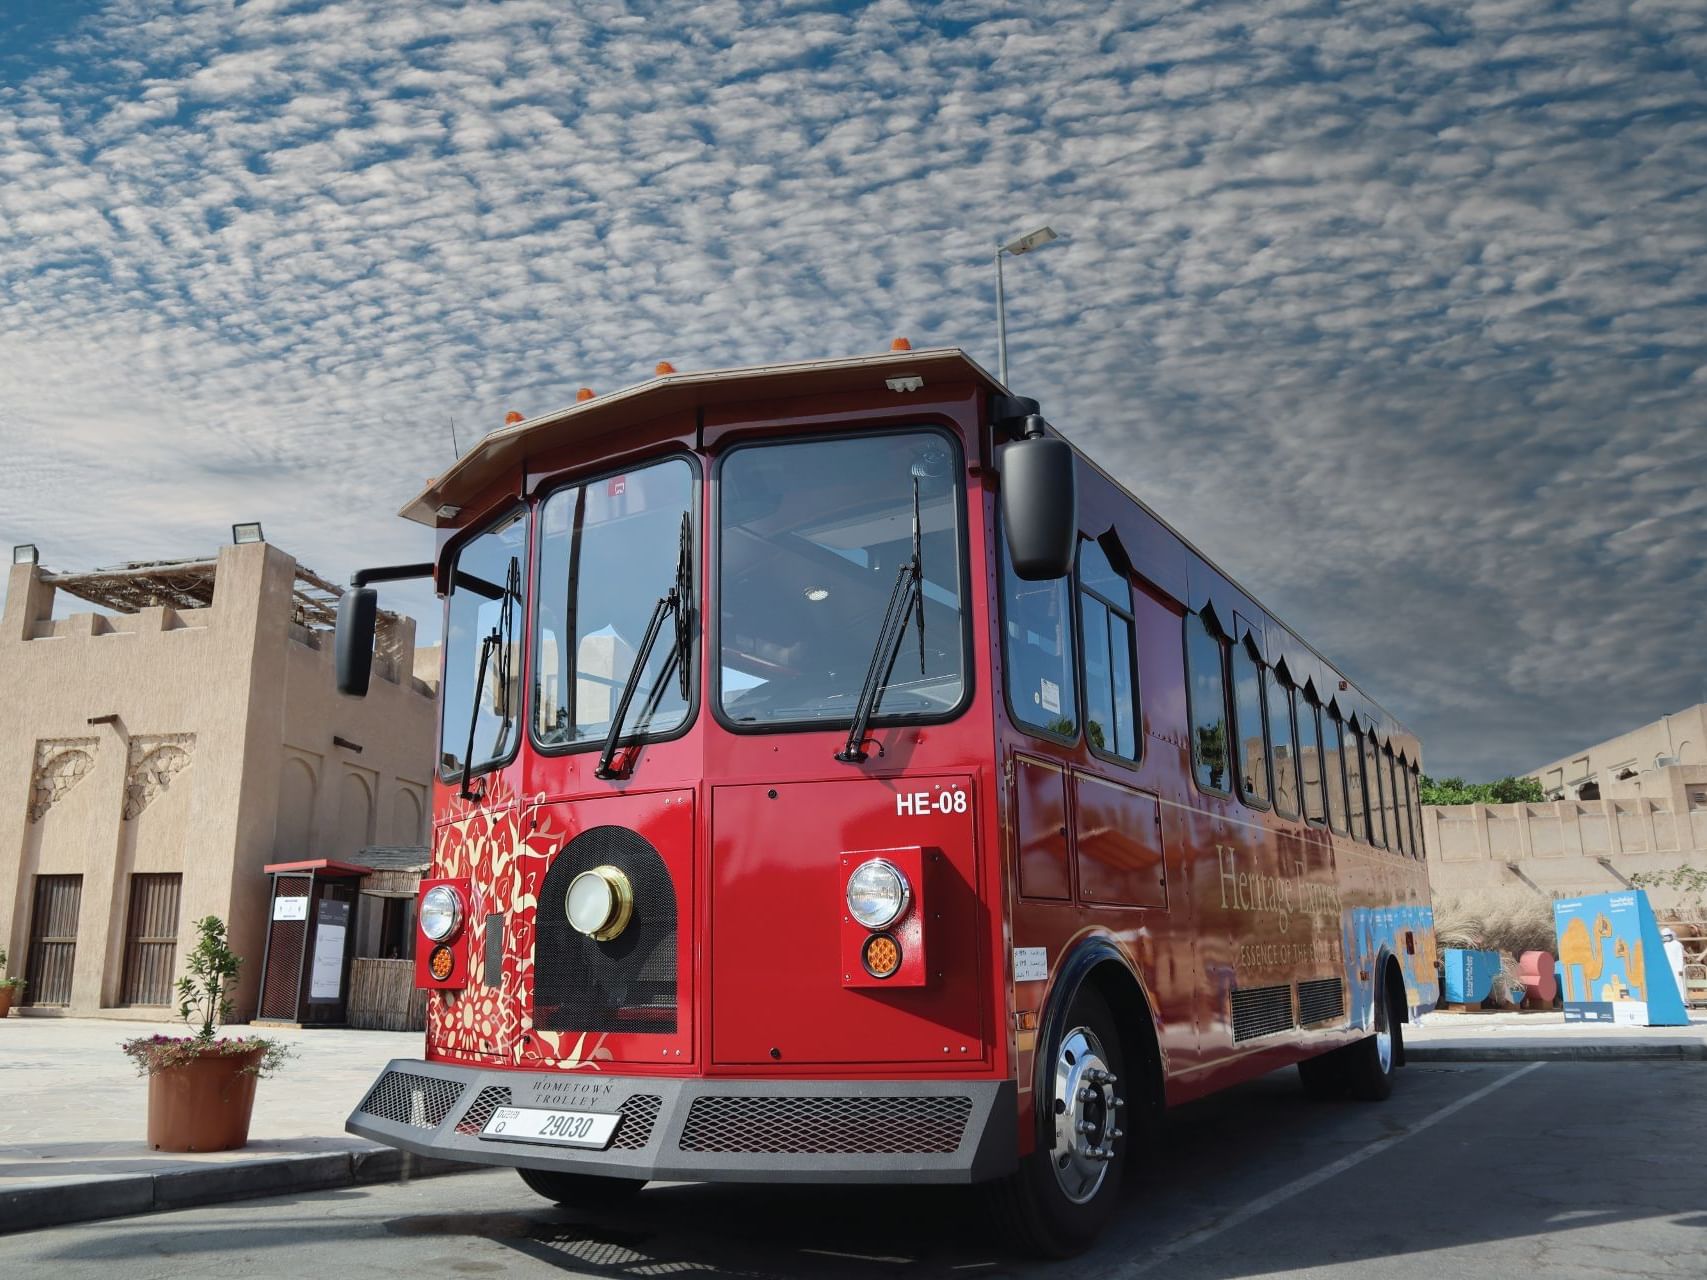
[1387,750,1406,855]
[1184,612,1231,794]
[1345,721,1367,841]
[1300,694,1327,824]
[1362,729,1386,847]
[1001,535,1078,740]
[1230,639,1271,809]
[1410,766,1424,857]
[1265,668,1299,819]
[1370,737,1388,849]
[1321,708,1348,834]
[1077,539,1139,762]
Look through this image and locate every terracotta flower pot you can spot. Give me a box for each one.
[0,987,12,1018]
[147,1045,267,1151]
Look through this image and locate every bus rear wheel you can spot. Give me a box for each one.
[516,1166,648,1207]
[990,988,1130,1257]
[1345,971,1405,1101]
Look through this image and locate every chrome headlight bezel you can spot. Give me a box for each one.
[419,884,463,942]
[846,858,911,930]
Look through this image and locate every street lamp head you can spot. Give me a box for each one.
[1002,226,1059,257]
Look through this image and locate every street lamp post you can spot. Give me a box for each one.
[994,225,1060,384]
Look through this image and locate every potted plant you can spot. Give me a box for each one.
[0,947,23,1017]
[120,916,289,1151]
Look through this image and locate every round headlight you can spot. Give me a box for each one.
[566,866,634,941]
[419,885,462,942]
[846,859,910,930]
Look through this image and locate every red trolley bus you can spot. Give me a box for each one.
[340,347,1437,1255]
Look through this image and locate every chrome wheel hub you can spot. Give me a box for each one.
[1049,1026,1124,1204]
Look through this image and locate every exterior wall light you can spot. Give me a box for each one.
[13,544,38,565]
[232,522,265,544]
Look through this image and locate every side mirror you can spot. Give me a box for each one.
[1000,417,1077,580]
[335,588,378,697]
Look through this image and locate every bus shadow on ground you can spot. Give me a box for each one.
[378,1062,1707,1280]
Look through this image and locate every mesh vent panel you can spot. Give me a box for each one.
[613,1094,663,1150]
[1231,983,1296,1043]
[1297,977,1345,1026]
[455,1085,512,1135]
[678,1095,971,1154]
[358,1070,463,1130]
[535,826,677,1034]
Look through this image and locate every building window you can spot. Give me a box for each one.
[1077,540,1139,761]
[1266,669,1300,819]
[1300,695,1327,824]
[1002,536,1077,740]
[1184,612,1230,794]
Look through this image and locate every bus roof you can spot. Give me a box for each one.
[402,347,1003,527]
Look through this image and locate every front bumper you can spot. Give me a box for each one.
[347,1058,1017,1184]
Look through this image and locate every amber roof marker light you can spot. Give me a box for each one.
[994,225,1061,384]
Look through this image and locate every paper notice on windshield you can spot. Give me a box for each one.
[1039,679,1061,714]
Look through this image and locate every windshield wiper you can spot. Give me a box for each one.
[595,512,693,780]
[459,556,520,801]
[837,477,925,763]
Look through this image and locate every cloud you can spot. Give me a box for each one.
[1,0,1703,777]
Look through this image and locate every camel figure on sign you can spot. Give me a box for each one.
[1613,937,1646,1002]
[1558,914,1612,1001]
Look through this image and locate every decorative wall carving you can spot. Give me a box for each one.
[29,737,99,822]
[125,733,195,820]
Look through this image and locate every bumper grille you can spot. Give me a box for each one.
[455,1085,512,1135]
[358,1070,464,1130]
[612,1094,663,1150]
[678,1095,971,1155]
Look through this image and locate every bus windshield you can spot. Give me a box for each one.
[534,456,698,751]
[440,509,527,780]
[718,430,967,728]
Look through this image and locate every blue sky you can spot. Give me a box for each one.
[1,0,1703,778]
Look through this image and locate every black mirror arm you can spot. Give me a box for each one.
[352,562,435,589]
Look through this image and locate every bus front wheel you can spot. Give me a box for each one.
[991,987,1130,1257]
[516,1166,648,1207]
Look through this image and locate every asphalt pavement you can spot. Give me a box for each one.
[3,1058,1700,1279]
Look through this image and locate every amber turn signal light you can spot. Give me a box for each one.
[428,944,455,981]
[862,932,902,979]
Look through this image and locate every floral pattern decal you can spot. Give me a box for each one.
[425,778,614,1072]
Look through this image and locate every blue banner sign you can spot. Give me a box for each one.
[1553,890,1688,1026]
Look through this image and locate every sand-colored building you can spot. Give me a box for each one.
[1527,703,1707,800]
[0,540,437,1020]
[1422,763,1707,906]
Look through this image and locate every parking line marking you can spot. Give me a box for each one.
[1112,1062,1548,1277]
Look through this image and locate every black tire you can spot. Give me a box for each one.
[1296,1049,1350,1100]
[516,1165,648,1206]
[1344,968,1405,1102]
[987,987,1132,1258]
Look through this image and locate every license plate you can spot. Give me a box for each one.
[479,1106,621,1149]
